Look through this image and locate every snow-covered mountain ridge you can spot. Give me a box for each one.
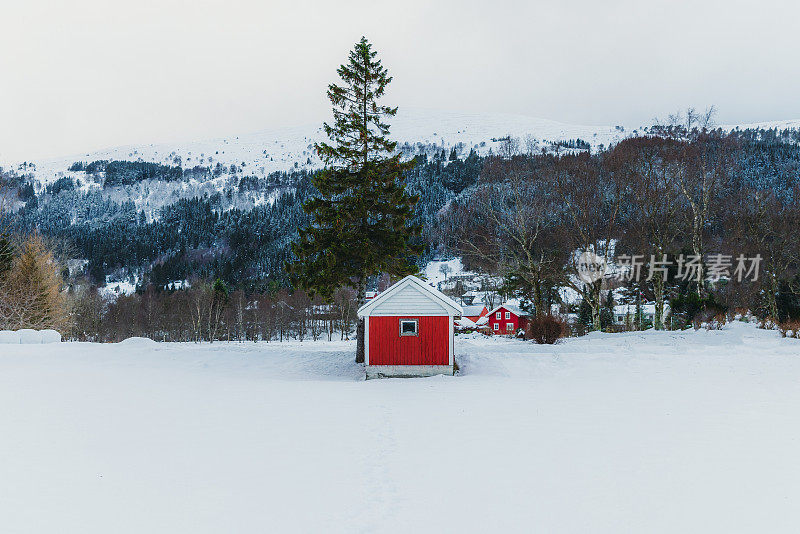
[9,108,800,185]
[14,108,623,184]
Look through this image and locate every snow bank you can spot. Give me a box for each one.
[117,336,158,346]
[17,329,40,344]
[0,330,20,344]
[39,330,62,344]
[0,329,61,344]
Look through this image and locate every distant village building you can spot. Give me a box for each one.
[459,291,479,305]
[461,304,489,323]
[487,304,529,335]
[357,275,462,379]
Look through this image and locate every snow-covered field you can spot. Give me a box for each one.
[2,322,799,533]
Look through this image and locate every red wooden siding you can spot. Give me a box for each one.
[368,316,450,365]
[488,307,528,334]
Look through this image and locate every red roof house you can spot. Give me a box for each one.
[487,304,529,335]
[357,275,462,379]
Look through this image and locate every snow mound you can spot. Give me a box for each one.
[117,337,158,346]
[0,329,62,344]
[40,330,62,343]
[0,330,20,344]
[17,329,40,344]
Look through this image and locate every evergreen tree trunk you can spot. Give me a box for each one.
[356,319,365,363]
[355,274,366,363]
[533,279,543,317]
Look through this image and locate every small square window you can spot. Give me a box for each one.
[399,319,418,336]
[496,312,501,319]
[505,311,510,319]
[493,323,499,330]
[506,322,513,331]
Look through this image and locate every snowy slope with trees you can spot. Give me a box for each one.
[2,321,799,533]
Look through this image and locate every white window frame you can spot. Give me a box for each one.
[505,311,510,319]
[496,311,501,319]
[493,323,499,331]
[399,318,419,337]
[506,322,513,331]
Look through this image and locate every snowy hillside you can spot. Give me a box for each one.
[2,321,799,533]
[15,108,630,185]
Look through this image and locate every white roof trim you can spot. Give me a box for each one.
[357,275,462,318]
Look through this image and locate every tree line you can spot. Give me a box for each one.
[3,119,800,339]
[69,281,360,343]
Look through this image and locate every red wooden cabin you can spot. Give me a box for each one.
[487,304,529,335]
[357,275,462,378]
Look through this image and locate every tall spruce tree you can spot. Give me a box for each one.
[289,37,421,363]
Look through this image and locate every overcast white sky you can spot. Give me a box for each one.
[1,0,798,161]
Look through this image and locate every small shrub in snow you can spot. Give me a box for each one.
[694,309,727,330]
[704,314,727,331]
[730,308,749,323]
[759,317,779,331]
[779,321,800,339]
[526,315,567,344]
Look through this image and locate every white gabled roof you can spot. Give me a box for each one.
[357,275,462,318]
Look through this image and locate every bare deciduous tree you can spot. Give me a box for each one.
[459,156,564,316]
[549,152,628,330]
[611,137,685,328]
